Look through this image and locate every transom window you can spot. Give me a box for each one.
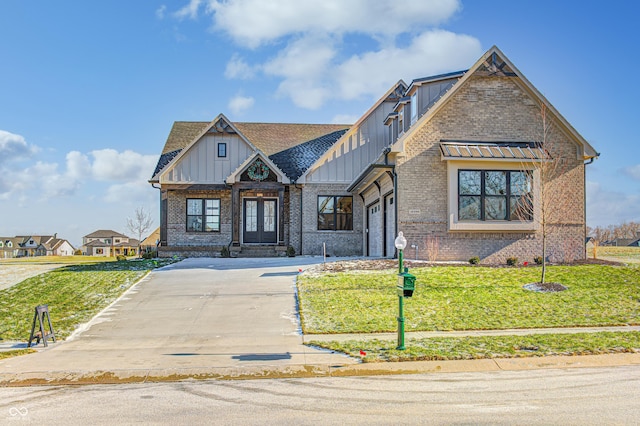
[318,196,353,231]
[458,170,532,221]
[187,198,221,232]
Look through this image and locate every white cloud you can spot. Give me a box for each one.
[622,164,640,181]
[331,114,359,125]
[105,181,157,205]
[224,54,255,79]
[156,5,167,19]
[178,0,481,109]
[336,30,481,100]
[174,0,202,20]
[0,130,40,197]
[90,149,158,182]
[0,143,158,201]
[228,95,255,115]
[586,181,640,226]
[205,0,461,48]
[262,35,336,109]
[0,130,38,163]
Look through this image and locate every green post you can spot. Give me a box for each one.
[395,231,407,351]
[397,282,405,350]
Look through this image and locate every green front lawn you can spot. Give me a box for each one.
[298,264,640,334]
[310,331,640,362]
[0,259,177,341]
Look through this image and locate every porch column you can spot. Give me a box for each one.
[232,186,240,246]
[278,187,285,245]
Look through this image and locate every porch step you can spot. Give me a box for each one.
[236,245,283,258]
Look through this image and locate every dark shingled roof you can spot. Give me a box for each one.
[269,129,349,181]
[152,149,181,179]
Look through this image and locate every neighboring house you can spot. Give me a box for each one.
[150,46,599,263]
[0,235,75,258]
[81,230,139,257]
[140,227,160,253]
[612,232,640,247]
[0,238,21,259]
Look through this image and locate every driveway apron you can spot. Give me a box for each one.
[0,258,356,376]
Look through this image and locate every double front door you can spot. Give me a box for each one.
[243,198,277,244]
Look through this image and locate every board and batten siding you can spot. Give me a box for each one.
[306,101,395,183]
[162,134,254,184]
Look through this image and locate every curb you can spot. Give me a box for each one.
[2,353,639,387]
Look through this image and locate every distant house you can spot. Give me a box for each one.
[0,237,21,258]
[140,227,160,253]
[585,237,595,257]
[610,233,640,247]
[0,235,74,258]
[81,230,139,257]
[627,231,640,247]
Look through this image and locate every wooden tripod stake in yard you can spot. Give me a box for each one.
[28,304,56,347]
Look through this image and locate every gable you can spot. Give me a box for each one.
[390,46,598,160]
[152,117,349,183]
[161,129,255,184]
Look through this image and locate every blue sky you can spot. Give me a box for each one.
[1,0,638,246]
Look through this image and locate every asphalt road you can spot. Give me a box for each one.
[2,366,639,425]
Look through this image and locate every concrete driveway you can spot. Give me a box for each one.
[0,257,357,381]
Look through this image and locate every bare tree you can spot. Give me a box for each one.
[126,206,154,257]
[515,103,572,283]
[588,221,640,246]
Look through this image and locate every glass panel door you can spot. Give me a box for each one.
[243,198,277,244]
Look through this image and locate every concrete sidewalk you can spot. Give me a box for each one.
[1,257,639,386]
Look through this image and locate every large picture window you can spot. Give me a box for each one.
[187,198,221,232]
[459,170,532,221]
[318,196,353,231]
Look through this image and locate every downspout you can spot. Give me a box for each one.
[383,147,390,165]
[393,164,399,260]
[583,153,600,258]
[151,183,162,248]
[294,180,303,255]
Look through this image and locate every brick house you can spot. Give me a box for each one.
[150,46,598,262]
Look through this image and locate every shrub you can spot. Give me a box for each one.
[142,251,157,259]
[116,255,127,262]
[506,257,518,266]
[534,256,543,265]
[286,246,296,257]
[221,246,230,258]
[469,256,480,265]
[74,249,83,256]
